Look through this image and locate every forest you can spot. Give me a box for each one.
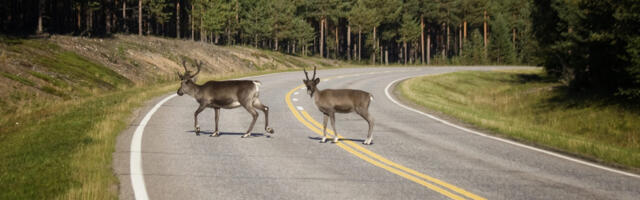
[0,0,639,99]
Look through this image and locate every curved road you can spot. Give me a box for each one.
[114,67,640,200]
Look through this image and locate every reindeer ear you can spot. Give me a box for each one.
[313,78,320,85]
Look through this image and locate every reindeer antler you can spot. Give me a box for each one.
[303,67,310,80]
[191,60,202,78]
[182,59,189,73]
[312,66,317,80]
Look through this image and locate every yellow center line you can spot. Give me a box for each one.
[299,111,486,200]
[285,84,485,200]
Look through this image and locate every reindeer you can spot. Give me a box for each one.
[177,60,274,138]
[302,67,374,145]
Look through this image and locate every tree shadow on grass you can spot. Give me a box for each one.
[500,72,638,110]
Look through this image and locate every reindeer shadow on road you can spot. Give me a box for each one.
[185,130,269,138]
[308,136,367,144]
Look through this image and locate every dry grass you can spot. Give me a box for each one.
[58,84,176,200]
[399,69,640,170]
[0,34,343,199]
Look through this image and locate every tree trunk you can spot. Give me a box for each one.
[334,25,338,59]
[446,22,450,58]
[442,22,446,59]
[191,4,194,40]
[379,40,382,64]
[463,20,467,40]
[420,15,425,64]
[320,17,324,58]
[88,8,93,33]
[513,28,516,49]
[274,35,278,51]
[403,41,407,65]
[176,0,180,39]
[122,0,127,33]
[324,19,328,57]
[427,29,431,65]
[254,34,258,48]
[483,10,487,50]
[372,26,376,64]
[106,0,112,35]
[138,0,142,35]
[200,6,204,42]
[358,29,362,61]
[37,0,44,34]
[227,26,231,45]
[385,49,388,65]
[112,1,117,33]
[77,3,82,31]
[459,24,462,55]
[347,24,351,60]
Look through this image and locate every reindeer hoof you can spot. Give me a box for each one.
[363,139,372,145]
[266,127,274,134]
[241,133,251,138]
[210,131,220,137]
[195,126,201,136]
[320,137,327,143]
[332,138,339,143]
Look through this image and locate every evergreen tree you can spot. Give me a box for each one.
[489,12,516,64]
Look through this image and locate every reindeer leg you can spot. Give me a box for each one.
[242,104,259,138]
[194,105,205,136]
[321,114,328,143]
[358,111,374,145]
[253,99,274,134]
[330,113,339,143]
[211,108,220,137]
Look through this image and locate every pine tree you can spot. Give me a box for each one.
[489,12,515,64]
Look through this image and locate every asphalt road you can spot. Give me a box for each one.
[114,67,640,200]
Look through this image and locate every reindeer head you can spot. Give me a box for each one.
[302,66,320,97]
[177,60,202,96]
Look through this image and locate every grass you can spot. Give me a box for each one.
[0,71,35,87]
[398,69,640,170]
[0,66,317,199]
[0,34,349,199]
[0,82,176,199]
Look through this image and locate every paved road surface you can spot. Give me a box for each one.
[114,67,640,200]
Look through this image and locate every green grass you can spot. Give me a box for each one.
[399,69,640,170]
[0,34,350,199]
[0,82,176,199]
[0,66,318,199]
[0,71,35,87]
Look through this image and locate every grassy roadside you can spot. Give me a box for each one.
[398,69,640,170]
[0,68,311,199]
[0,82,175,199]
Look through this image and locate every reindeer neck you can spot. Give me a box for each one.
[311,86,323,101]
[184,81,204,98]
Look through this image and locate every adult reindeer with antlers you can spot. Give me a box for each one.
[302,67,375,145]
[177,60,274,138]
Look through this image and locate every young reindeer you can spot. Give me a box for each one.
[177,60,274,138]
[302,67,375,145]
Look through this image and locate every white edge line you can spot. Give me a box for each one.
[130,94,177,200]
[129,72,287,199]
[384,76,640,179]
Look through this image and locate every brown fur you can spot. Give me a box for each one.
[177,60,274,137]
[303,67,374,145]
